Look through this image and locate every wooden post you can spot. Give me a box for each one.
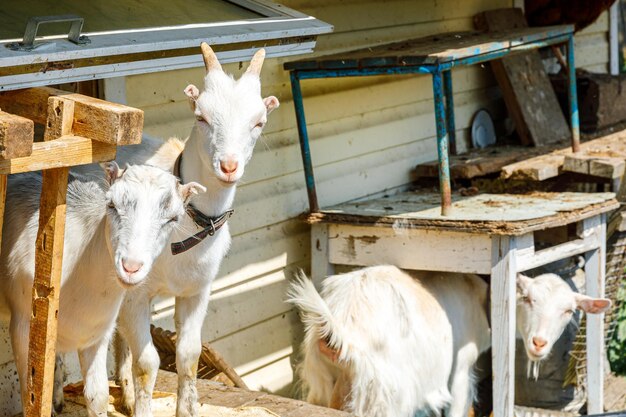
[584,214,606,414]
[24,97,73,417]
[491,235,517,417]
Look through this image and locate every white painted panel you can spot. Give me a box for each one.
[328,224,493,274]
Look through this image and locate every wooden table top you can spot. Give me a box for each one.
[307,191,618,235]
[284,25,573,70]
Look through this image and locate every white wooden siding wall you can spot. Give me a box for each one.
[0,2,611,412]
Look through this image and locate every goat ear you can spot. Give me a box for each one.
[178,181,207,204]
[575,294,612,314]
[184,84,200,110]
[101,161,124,185]
[516,273,532,296]
[263,96,279,114]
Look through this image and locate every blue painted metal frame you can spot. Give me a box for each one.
[288,31,579,216]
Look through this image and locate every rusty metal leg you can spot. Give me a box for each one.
[432,70,452,216]
[290,71,320,213]
[567,36,581,153]
[443,70,457,156]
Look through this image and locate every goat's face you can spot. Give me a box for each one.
[184,44,279,186]
[516,273,611,363]
[103,162,206,287]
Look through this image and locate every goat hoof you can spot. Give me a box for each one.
[118,402,134,417]
[52,397,64,415]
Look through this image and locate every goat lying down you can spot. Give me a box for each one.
[0,163,205,417]
[288,265,611,417]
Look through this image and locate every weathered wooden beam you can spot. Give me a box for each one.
[0,135,116,174]
[0,110,34,159]
[0,87,143,145]
[0,174,6,252]
[563,154,625,179]
[24,97,73,417]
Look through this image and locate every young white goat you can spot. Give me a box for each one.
[0,163,205,417]
[288,265,611,417]
[74,43,279,417]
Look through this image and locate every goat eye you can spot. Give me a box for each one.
[254,122,264,129]
[168,216,179,223]
[522,296,532,304]
[196,115,208,124]
[565,309,575,315]
[107,202,116,210]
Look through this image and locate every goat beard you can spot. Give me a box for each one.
[527,360,541,381]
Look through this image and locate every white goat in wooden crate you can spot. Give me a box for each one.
[0,163,204,417]
[288,265,611,417]
[73,43,279,417]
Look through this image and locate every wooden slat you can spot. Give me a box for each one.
[0,87,143,145]
[0,135,116,174]
[474,8,571,146]
[0,110,34,159]
[284,25,573,69]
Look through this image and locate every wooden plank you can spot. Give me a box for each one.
[284,25,573,69]
[415,144,563,179]
[474,8,571,146]
[0,110,34,159]
[154,371,350,417]
[0,87,143,145]
[0,135,116,175]
[501,153,564,180]
[310,191,618,236]
[490,235,517,417]
[584,215,606,415]
[327,223,493,274]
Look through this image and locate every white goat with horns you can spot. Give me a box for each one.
[74,43,279,417]
[0,164,205,417]
[288,265,611,417]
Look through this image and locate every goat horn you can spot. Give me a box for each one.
[200,42,222,72]
[245,48,266,75]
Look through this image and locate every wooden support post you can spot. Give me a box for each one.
[24,97,73,417]
[491,235,517,417]
[310,224,334,290]
[584,214,606,414]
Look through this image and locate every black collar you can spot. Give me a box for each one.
[170,153,234,255]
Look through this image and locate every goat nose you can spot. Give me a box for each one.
[219,158,238,174]
[532,337,547,350]
[122,258,143,274]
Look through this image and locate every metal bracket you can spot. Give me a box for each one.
[6,15,91,51]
